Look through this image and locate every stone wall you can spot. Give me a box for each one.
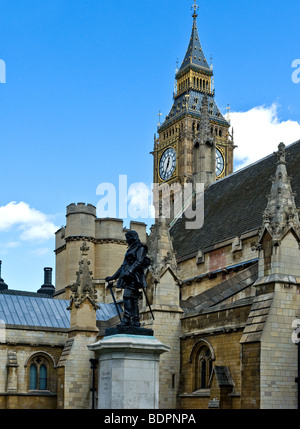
[0,325,67,409]
[180,302,252,409]
[260,283,300,408]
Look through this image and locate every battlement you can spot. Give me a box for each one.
[66,203,96,217]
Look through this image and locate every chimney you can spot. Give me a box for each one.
[0,260,8,291]
[37,267,55,297]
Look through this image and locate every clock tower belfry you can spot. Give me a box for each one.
[153,2,234,190]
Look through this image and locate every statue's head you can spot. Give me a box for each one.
[125,230,139,245]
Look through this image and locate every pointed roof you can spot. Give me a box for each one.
[257,142,300,245]
[176,4,212,78]
[159,4,228,132]
[147,216,180,281]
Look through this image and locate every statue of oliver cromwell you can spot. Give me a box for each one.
[105,230,150,327]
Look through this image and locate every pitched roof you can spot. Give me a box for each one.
[170,139,300,260]
[0,293,121,329]
[181,263,258,314]
[176,12,211,77]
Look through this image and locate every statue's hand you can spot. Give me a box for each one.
[105,276,114,283]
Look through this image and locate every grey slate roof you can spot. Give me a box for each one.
[161,90,228,132]
[159,14,228,132]
[181,263,258,315]
[170,139,300,261]
[177,14,211,77]
[0,293,121,328]
[212,366,234,387]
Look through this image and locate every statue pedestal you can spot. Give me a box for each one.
[88,334,170,409]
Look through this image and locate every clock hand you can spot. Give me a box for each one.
[166,157,170,170]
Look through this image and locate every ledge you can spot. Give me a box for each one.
[0,391,57,397]
[180,389,210,398]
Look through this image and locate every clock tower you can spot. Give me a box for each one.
[153,2,234,191]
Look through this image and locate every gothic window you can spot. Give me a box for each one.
[28,357,48,390]
[29,364,37,390]
[27,353,55,392]
[195,346,213,390]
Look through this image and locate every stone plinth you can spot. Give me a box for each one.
[88,334,170,409]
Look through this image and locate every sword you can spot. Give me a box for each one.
[107,282,122,323]
[142,286,155,320]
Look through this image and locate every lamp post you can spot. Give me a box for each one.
[89,358,98,409]
[292,319,300,409]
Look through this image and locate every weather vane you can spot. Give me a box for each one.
[192,0,199,17]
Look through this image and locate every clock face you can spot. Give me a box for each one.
[159,147,176,181]
[216,148,224,177]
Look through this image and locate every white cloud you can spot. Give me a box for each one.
[228,103,300,170]
[30,247,51,257]
[127,183,152,219]
[0,201,58,241]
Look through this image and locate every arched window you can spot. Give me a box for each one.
[195,346,213,390]
[28,355,50,391]
[29,364,38,390]
[39,364,48,390]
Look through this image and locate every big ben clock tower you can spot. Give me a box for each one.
[153,2,234,190]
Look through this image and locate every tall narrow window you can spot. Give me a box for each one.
[28,355,50,391]
[29,364,38,390]
[39,364,47,390]
[195,346,213,390]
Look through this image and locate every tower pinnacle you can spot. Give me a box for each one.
[192,0,199,18]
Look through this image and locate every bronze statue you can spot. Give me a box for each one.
[105,230,150,327]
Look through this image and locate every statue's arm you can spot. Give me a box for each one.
[105,265,122,282]
[127,246,147,275]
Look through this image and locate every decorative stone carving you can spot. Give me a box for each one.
[67,241,99,311]
[256,143,300,247]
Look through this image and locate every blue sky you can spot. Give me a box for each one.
[0,0,299,291]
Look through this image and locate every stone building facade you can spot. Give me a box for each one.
[0,4,300,410]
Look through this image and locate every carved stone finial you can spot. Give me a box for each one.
[67,241,98,311]
[276,142,286,164]
[256,143,300,247]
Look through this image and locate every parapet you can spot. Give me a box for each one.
[95,218,126,241]
[66,203,97,217]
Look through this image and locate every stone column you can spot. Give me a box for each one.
[88,334,170,409]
